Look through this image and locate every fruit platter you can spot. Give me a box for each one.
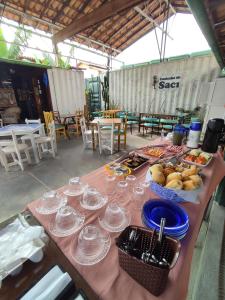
[182,149,212,167]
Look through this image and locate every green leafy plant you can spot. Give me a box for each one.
[101,75,109,110]
[0,27,31,60]
[0,28,8,58]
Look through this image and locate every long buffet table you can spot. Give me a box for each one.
[3,139,225,300]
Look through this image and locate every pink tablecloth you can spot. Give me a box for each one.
[27,143,225,300]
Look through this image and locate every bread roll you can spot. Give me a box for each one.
[163,167,175,176]
[166,172,182,184]
[175,165,184,172]
[151,171,165,185]
[183,180,197,191]
[182,165,198,178]
[150,164,163,172]
[189,175,202,187]
[165,179,183,190]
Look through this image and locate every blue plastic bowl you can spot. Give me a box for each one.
[142,213,189,235]
[142,214,189,240]
[142,199,189,233]
[150,206,181,228]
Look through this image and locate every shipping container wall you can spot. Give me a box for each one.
[47,68,85,114]
[109,55,220,114]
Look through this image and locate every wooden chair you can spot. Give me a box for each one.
[43,111,67,139]
[114,117,127,148]
[103,111,116,118]
[139,113,160,136]
[53,111,61,124]
[67,110,83,137]
[0,131,31,171]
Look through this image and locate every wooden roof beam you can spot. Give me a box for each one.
[0,3,120,54]
[164,0,176,14]
[52,0,147,44]
[134,6,173,40]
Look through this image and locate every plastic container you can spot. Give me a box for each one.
[187,122,202,148]
[172,124,186,146]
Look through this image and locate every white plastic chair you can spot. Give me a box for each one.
[97,122,115,155]
[35,121,57,159]
[21,118,42,142]
[0,131,31,171]
[80,117,98,149]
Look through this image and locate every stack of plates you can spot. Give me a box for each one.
[142,199,189,240]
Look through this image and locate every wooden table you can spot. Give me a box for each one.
[0,212,98,300]
[90,118,122,151]
[26,140,225,300]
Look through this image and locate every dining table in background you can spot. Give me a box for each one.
[90,118,122,151]
[26,139,225,300]
[0,123,45,164]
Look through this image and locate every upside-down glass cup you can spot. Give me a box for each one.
[82,187,100,207]
[103,202,125,228]
[116,180,128,205]
[133,184,145,210]
[104,174,116,198]
[126,175,137,192]
[64,177,86,197]
[77,225,107,257]
[140,179,151,196]
[55,206,84,233]
[38,190,67,214]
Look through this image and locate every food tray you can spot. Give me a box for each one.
[146,169,202,204]
[120,154,149,172]
[181,151,213,168]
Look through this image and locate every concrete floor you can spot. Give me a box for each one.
[0,132,150,222]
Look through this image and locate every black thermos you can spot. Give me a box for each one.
[201,118,224,153]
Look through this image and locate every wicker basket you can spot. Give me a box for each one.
[116,225,181,296]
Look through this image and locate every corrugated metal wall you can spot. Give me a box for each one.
[109,54,220,114]
[47,68,85,114]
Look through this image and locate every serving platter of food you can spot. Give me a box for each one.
[149,162,202,191]
[146,162,203,203]
[166,145,184,154]
[182,149,213,167]
[120,153,149,172]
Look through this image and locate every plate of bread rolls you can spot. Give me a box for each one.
[146,162,203,203]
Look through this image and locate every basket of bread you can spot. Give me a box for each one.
[146,162,203,203]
